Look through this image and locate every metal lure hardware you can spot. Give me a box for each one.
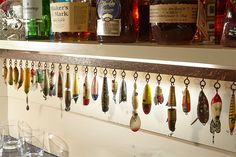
[83,67,90,106]
[101,74,109,113]
[72,66,79,103]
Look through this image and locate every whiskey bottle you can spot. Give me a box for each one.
[23,0,51,40]
[138,0,150,41]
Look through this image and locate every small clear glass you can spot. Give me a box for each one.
[48,133,69,157]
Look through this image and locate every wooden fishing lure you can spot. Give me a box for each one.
[142,83,152,114]
[91,74,99,101]
[119,79,127,103]
[8,63,13,86]
[132,82,138,112]
[229,85,235,135]
[65,69,71,111]
[72,66,79,103]
[154,74,164,105]
[101,75,109,113]
[166,85,176,107]
[112,69,118,103]
[13,61,19,88]
[83,67,90,106]
[168,108,176,132]
[182,87,191,114]
[18,66,24,89]
[130,112,141,132]
[49,70,56,97]
[57,71,63,99]
[43,69,49,100]
[24,67,31,110]
[2,61,8,84]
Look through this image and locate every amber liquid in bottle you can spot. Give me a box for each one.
[138,0,150,41]
[215,0,227,44]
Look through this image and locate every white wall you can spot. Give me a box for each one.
[3,62,236,157]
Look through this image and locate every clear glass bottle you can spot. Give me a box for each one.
[23,0,51,40]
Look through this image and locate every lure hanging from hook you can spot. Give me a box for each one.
[24,61,31,111]
[2,59,8,85]
[49,63,56,97]
[119,70,127,104]
[228,82,236,135]
[111,69,118,103]
[30,61,37,91]
[42,63,49,100]
[101,68,109,113]
[65,64,71,111]
[36,61,43,90]
[18,60,24,90]
[83,66,90,106]
[191,79,209,126]
[167,75,177,134]
[13,59,19,89]
[130,71,141,132]
[142,73,152,115]
[57,64,64,115]
[154,74,164,105]
[182,77,191,115]
[72,65,79,103]
[91,67,99,101]
[8,59,13,86]
[210,80,222,144]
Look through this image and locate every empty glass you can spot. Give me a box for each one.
[48,133,69,157]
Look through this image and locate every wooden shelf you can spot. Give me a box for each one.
[0,40,236,81]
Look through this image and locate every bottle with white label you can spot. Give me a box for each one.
[23,0,50,40]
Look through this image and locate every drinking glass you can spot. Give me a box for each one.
[48,133,69,157]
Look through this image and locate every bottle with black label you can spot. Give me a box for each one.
[138,0,150,41]
[221,0,236,47]
[23,0,50,40]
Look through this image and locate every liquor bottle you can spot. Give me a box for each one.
[221,0,236,47]
[138,0,150,41]
[23,0,51,40]
[215,0,227,44]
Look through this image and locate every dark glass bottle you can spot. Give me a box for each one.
[97,0,138,43]
[23,0,51,40]
[138,0,150,41]
[221,0,236,47]
[215,0,227,44]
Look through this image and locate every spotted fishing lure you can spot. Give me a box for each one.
[130,72,141,132]
[119,70,127,104]
[49,64,56,97]
[167,76,177,134]
[72,65,79,103]
[154,74,164,105]
[228,82,236,135]
[2,59,8,84]
[8,59,13,86]
[142,73,152,115]
[182,77,191,115]
[101,68,109,113]
[65,64,71,111]
[13,60,19,88]
[191,79,209,126]
[91,67,99,101]
[111,69,118,103]
[83,66,90,106]
[24,61,31,111]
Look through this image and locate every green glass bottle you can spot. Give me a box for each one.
[23,0,51,40]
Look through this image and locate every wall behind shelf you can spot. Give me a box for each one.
[3,62,236,157]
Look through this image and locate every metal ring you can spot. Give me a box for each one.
[94,67,97,75]
[25,60,28,67]
[133,71,138,81]
[19,60,22,67]
[121,70,126,79]
[184,77,190,87]
[44,62,48,69]
[200,79,206,89]
[3,59,6,66]
[156,73,162,82]
[9,59,12,66]
[145,73,151,83]
[112,69,117,78]
[31,61,34,68]
[170,75,175,85]
[214,80,221,91]
[14,59,17,66]
[66,64,70,71]
[58,63,62,70]
[38,61,41,68]
[231,82,236,93]
[85,66,88,74]
[74,65,78,72]
[103,68,108,76]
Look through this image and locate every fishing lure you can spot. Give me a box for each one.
[65,65,71,111]
[228,82,236,135]
[101,69,109,113]
[130,72,141,132]
[91,67,99,101]
[36,62,43,90]
[24,62,31,111]
[210,81,222,144]
[83,66,90,106]
[8,59,13,86]
[166,76,177,134]
[49,63,56,97]
[30,61,37,91]
[42,68,49,100]
[57,64,64,115]
[18,61,24,90]
[72,65,79,103]
[13,60,19,88]
[191,79,209,126]
[154,74,164,105]
[182,77,191,115]
[111,69,118,103]
[142,83,152,114]
[2,59,8,84]
[119,70,127,104]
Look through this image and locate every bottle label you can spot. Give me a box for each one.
[50,2,89,32]
[97,0,121,36]
[23,0,42,20]
[89,7,96,33]
[150,4,198,23]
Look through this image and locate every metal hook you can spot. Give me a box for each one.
[200,78,206,90]
[85,66,88,74]
[38,61,41,68]
[9,59,12,66]
[103,68,108,76]
[231,82,236,94]
[14,59,17,66]
[66,64,70,72]
[121,70,126,79]
[156,73,162,85]
[44,62,47,69]
[170,75,175,85]
[214,80,221,92]
[184,77,190,87]
[145,73,151,83]
[51,63,55,71]
[74,65,78,72]
[31,61,34,68]
[3,58,6,66]
[133,71,138,81]
[58,63,62,71]
[25,60,28,68]
[112,69,117,79]
[94,67,97,75]
[19,60,22,67]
